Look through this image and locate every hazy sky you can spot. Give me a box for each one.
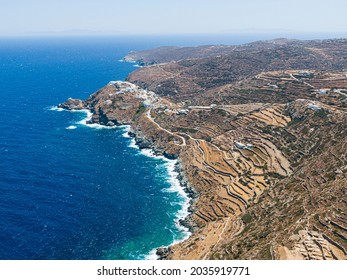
[0,0,346,36]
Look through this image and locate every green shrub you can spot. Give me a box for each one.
[242,213,252,224]
[135,103,146,115]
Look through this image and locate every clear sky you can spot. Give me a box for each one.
[0,0,346,36]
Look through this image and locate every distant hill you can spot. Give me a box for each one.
[126,38,347,102]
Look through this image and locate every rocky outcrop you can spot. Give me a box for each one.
[58,98,85,110]
[156,247,171,260]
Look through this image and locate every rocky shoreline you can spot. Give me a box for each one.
[127,128,199,260]
[57,83,199,259]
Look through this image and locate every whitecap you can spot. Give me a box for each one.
[51,106,104,130]
[66,125,77,130]
[140,155,191,260]
[121,125,131,138]
[48,106,64,112]
[52,108,112,130]
[73,110,115,129]
[120,126,141,149]
[128,138,139,149]
[118,123,193,260]
[126,143,191,239]
[75,109,93,125]
[144,249,159,260]
[84,123,115,129]
[139,148,159,158]
[163,160,191,241]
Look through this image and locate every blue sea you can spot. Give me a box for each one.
[0,35,271,260]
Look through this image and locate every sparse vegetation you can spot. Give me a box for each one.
[93,40,347,260]
[242,213,252,224]
[135,103,146,116]
[314,108,329,119]
[176,127,198,134]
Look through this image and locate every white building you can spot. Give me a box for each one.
[235,142,253,149]
[235,142,246,149]
[103,100,112,106]
[307,103,321,111]
[177,109,189,115]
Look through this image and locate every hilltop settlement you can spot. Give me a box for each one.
[59,38,347,260]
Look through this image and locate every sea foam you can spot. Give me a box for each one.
[121,125,131,138]
[75,110,115,129]
[163,160,191,242]
[75,109,93,125]
[134,149,191,259]
[48,106,64,112]
[79,110,192,257]
[66,125,77,130]
[144,248,160,260]
[121,126,139,149]
[54,105,191,260]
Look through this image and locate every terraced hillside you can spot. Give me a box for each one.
[60,38,347,260]
[137,96,344,260]
[208,100,347,260]
[125,38,347,260]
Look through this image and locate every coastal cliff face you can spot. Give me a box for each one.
[59,38,347,260]
[58,81,182,156]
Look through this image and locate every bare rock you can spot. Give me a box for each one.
[58,98,85,110]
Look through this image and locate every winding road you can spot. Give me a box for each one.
[146,108,186,146]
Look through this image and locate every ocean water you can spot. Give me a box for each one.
[0,35,268,260]
[0,37,191,260]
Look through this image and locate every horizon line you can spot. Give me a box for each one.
[1,31,347,38]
